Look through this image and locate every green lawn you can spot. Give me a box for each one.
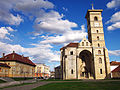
[41,79,82,81]
[12,77,33,81]
[33,81,120,90]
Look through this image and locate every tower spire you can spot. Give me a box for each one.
[91,3,94,10]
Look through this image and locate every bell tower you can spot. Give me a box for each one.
[85,6,111,79]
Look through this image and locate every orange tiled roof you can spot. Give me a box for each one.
[0,52,36,67]
[0,63,10,68]
[112,65,120,72]
[60,43,79,50]
[110,61,120,66]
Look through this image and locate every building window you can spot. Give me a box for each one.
[94,16,98,21]
[99,58,102,63]
[82,42,84,46]
[65,55,67,58]
[70,51,73,55]
[98,43,100,47]
[98,50,101,54]
[100,69,102,74]
[71,69,73,74]
[97,36,99,40]
[97,30,99,33]
[86,42,88,46]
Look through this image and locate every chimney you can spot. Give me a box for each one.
[3,53,5,57]
[22,55,24,58]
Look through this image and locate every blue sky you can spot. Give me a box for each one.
[0,0,120,71]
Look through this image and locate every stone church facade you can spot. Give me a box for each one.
[56,8,111,80]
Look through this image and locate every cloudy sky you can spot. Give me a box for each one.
[0,0,120,71]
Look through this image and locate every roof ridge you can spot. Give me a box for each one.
[0,52,36,66]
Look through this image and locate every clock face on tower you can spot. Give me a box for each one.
[94,22,99,27]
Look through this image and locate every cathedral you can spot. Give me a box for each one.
[55,7,111,80]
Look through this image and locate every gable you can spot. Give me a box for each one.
[78,38,91,47]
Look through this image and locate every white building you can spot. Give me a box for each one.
[35,63,50,78]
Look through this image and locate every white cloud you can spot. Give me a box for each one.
[108,50,120,56]
[106,11,120,24]
[0,11,23,25]
[0,41,60,63]
[0,0,79,36]
[40,25,87,44]
[0,0,54,25]
[107,22,120,30]
[107,0,120,8]
[0,27,15,40]
[33,11,77,35]
[8,14,23,25]
[14,0,54,17]
[106,11,120,30]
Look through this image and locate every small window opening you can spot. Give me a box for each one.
[71,69,73,74]
[98,50,101,54]
[70,51,73,55]
[99,58,102,63]
[94,16,98,21]
[97,30,99,33]
[65,55,67,58]
[100,69,102,74]
[82,42,84,46]
[86,42,88,46]
[97,36,99,40]
[98,43,100,47]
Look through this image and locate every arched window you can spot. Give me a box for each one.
[97,30,99,33]
[70,51,73,55]
[86,42,88,46]
[98,43,100,47]
[97,36,99,40]
[98,50,101,54]
[94,16,98,21]
[71,69,73,74]
[82,42,84,46]
[99,58,102,63]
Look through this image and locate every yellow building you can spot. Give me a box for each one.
[0,63,10,77]
[0,51,36,77]
[58,7,111,80]
[35,63,50,78]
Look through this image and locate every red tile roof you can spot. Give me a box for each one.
[0,63,10,68]
[112,65,120,72]
[0,52,36,67]
[60,43,79,50]
[110,61,120,66]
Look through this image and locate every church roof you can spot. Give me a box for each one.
[0,63,11,68]
[60,43,79,50]
[110,61,120,66]
[0,52,36,67]
[112,65,120,72]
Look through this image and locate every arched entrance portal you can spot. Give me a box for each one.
[79,50,93,79]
